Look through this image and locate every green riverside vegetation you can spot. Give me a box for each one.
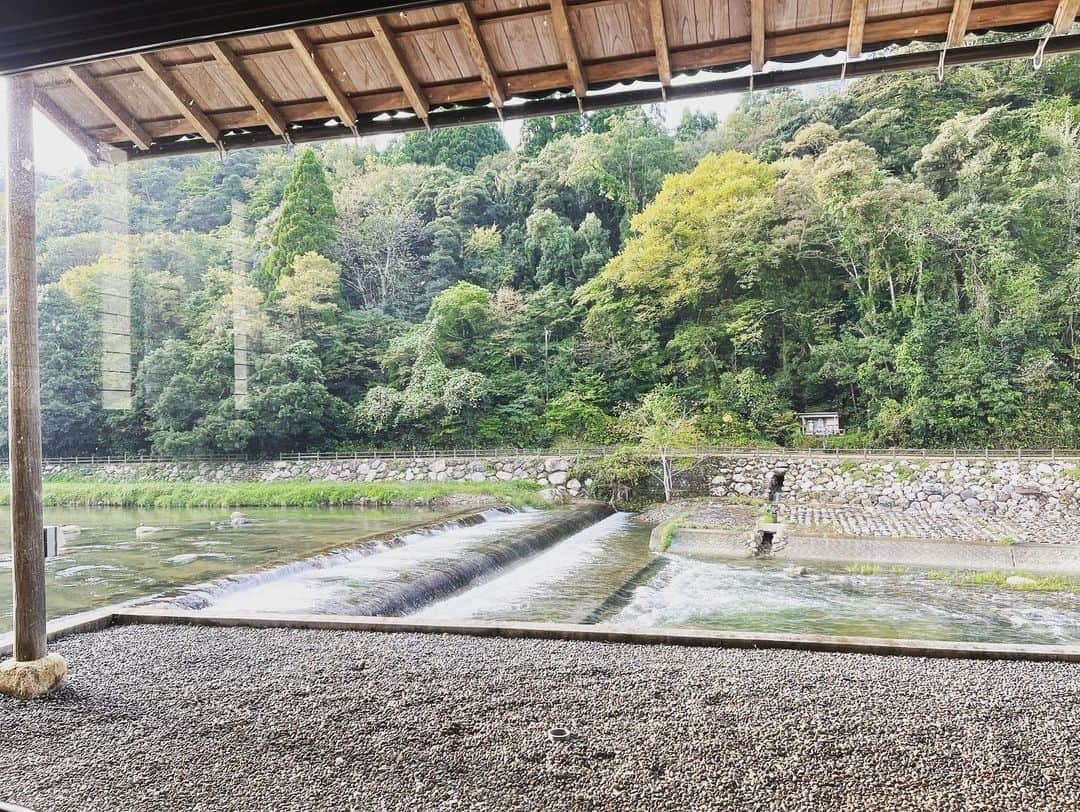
[17,480,546,509]
[7,46,1078,456]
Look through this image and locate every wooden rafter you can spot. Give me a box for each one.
[65,65,152,151]
[32,90,104,163]
[285,28,358,135]
[367,16,430,121]
[452,2,506,110]
[548,0,588,98]
[1053,0,1080,33]
[750,0,766,72]
[847,0,868,58]
[946,0,975,47]
[647,0,672,88]
[207,39,290,139]
[133,52,219,145]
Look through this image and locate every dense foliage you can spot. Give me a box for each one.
[2,54,1078,456]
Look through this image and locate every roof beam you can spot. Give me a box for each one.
[64,65,152,151]
[132,52,219,145]
[207,39,290,140]
[118,34,1080,160]
[367,16,430,122]
[945,0,974,47]
[285,28,358,135]
[452,2,506,110]
[847,0,868,58]
[648,0,672,88]
[548,0,588,98]
[750,0,766,72]
[32,90,105,163]
[1053,0,1080,33]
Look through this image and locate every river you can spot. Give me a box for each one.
[2,505,1078,644]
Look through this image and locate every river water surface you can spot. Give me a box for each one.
[2,505,1078,644]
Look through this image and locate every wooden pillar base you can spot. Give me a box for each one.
[0,654,66,699]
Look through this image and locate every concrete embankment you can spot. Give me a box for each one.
[350,502,614,616]
[667,527,1080,574]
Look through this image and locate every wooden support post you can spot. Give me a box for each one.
[5,74,47,663]
[750,0,766,72]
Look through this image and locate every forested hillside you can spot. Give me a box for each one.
[2,53,1078,456]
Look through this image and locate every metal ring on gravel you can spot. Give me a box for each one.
[547,727,572,743]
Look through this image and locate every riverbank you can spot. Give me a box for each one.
[16,479,547,509]
[2,624,1077,811]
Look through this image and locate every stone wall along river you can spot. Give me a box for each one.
[43,452,1080,518]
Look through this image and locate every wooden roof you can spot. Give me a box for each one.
[27,0,1080,160]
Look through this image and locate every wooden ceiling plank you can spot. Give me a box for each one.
[132,52,219,144]
[285,28,358,133]
[847,0,869,58]
[368,15,430,120]
[452,2,507,108]
[648,0,672,86]
[1053,0,1080,33]
[750,0,766,72]
[32,90,105,163]
[548,0,589,97]
[207,39,290,138]
[64,65,152,151]
[945,0,974,47]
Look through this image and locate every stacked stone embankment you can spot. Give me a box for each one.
[42,455,587,501]
[706,455,1080,519]
[42,452,1080,519]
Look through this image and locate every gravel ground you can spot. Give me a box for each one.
[1,625,1078,812]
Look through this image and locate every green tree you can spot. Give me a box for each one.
[391,123,508,173]
[617,386,703,502]
[258,149,336,291]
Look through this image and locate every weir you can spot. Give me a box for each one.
[348,502,614,617]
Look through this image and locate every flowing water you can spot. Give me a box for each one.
[2,505,1078,644]
[0,504,453,633]
[612,555,1080,644]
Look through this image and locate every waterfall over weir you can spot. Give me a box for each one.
[345,502,614,616]
[181,503,612,617]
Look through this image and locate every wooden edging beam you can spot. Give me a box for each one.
[64,65,152,151]
[452,2,506,111]
[368,16,430,122]
[285,28,358,135]
[946,0,975,46]
[133,52,219,145]
[95,610,1080,663]
[207,39,290,140]
[847,0,868,58]
[1053,0,1080,33]
[548,0,588,98]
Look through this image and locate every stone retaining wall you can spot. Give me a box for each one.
[42,453,1080,517]
[43,456,588,501]
[704,456,1080,519]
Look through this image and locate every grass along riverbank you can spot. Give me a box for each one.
[12,479,547,509]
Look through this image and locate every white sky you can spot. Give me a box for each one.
[1,55,841,176]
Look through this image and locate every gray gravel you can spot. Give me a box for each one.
[1,625,1078,811]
